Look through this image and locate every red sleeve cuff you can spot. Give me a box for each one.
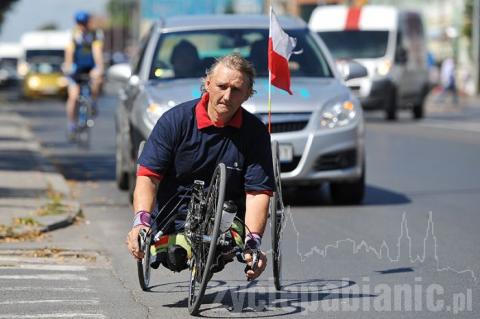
[246,190,273,197]
[137,165,164,182]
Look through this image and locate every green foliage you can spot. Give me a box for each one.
[0,0,19,30]
[107,0,135,28]
[38,22,58,31]
[462,0,473,40]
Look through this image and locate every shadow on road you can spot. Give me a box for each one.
[154,278,376,316]
[281,184,410,207]
[53,153,115,181]
[363,185,411,205]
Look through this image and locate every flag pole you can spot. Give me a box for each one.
[268,5,273,134]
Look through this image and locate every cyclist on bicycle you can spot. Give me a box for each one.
[64,10,104,140]
[126,53,274,280]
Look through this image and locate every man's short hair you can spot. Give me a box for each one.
[201,53,256,97]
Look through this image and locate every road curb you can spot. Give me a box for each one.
[39,202,82,233]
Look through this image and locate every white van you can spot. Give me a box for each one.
[0,42,22,86]
[309,5,429,120]
[18,30,70,78]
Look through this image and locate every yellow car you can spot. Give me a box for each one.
[23,61,68,99]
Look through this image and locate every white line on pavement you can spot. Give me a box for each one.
[18,264,87,271]
[0,274,88,281]
[0,287,94,292]
[0,314,105,319]
[420,119,480,133]
[0,299,99,305]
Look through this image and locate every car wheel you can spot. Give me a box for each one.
[385,87,397,121]
[115,131,129,190]
[330,167,365,205]
[412,86,427,120]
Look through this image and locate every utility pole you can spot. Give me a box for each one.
[474,0,480,94]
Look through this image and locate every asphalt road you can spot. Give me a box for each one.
[1,93,479,318]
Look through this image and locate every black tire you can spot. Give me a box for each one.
[270,141,284,291]
[412,87,427,120]
[330,165,365,205]
[385,88,397,121]
[137,229,152,291]
[115,131,129,190]
[188,163,226,316]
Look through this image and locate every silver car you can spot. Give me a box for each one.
[109,15,367,204]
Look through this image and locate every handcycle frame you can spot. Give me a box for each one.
[136,140,285,316]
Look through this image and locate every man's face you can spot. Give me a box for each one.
[205,64,251,124]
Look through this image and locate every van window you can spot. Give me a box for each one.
[318,31,389,59]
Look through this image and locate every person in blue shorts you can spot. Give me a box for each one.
[126,53,274,280]
[64,10,104,140]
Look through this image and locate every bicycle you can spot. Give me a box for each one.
[73,73,94,147]
[136,140,285,316]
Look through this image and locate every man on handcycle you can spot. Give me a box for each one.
[126,53,274,280]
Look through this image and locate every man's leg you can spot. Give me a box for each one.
[89,68,103,115]
[66,83,80,140]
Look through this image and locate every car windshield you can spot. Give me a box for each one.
[318,31,389,59]
[29,62,62,74]
[149,28,333,80]
[26,49,64,61]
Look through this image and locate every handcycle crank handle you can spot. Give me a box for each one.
[138,228,147,251]
[244,249,259,280]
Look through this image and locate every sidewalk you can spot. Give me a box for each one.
[0,106,81,241]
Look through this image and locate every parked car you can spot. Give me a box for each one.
[22,58,68,99]
[309,5,430,120]
[109,14,367,204]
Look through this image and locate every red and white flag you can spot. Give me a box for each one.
[268,7,297,95]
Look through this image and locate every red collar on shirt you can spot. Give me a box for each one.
[195,93,243,129]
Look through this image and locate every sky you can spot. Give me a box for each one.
[0,0,108,43]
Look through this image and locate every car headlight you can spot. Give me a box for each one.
[144,103,167,129]
[320,100,357,129]
[27,76,40,89]
[376,59,392,76]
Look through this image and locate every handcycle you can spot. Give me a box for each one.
[71,73,95,147]
[136,140,285,316]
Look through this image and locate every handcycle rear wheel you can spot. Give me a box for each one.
[137,228,152,291]
[270,140,285,291]
[188,163,226,316]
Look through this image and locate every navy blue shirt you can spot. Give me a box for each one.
[138,95,274,228]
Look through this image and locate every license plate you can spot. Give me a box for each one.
[41,87,57,94]
[278,144,293,163]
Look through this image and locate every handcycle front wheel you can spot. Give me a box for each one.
[137,228,152,291]
[188,163,226,316]
[270,140,285,291]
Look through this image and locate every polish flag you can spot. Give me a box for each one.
[268,7,297,95]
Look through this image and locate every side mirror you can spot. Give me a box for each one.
[395,48,408,64]
[107,63,132,82]
[337,60,368,81]
[129,74,140,87]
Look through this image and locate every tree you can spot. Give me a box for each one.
[0,0,19,31]
[107,0,134,28]
[38,22,58,31]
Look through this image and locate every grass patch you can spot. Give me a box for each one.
[13,217,42,227]
[36,184,67,216]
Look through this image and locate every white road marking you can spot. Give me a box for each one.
[0,314,105,319]
[0,274,88,281]
[0,287,94,292]
[17,264,87,271]
[420,119,480,133]
[0,299,99,305]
